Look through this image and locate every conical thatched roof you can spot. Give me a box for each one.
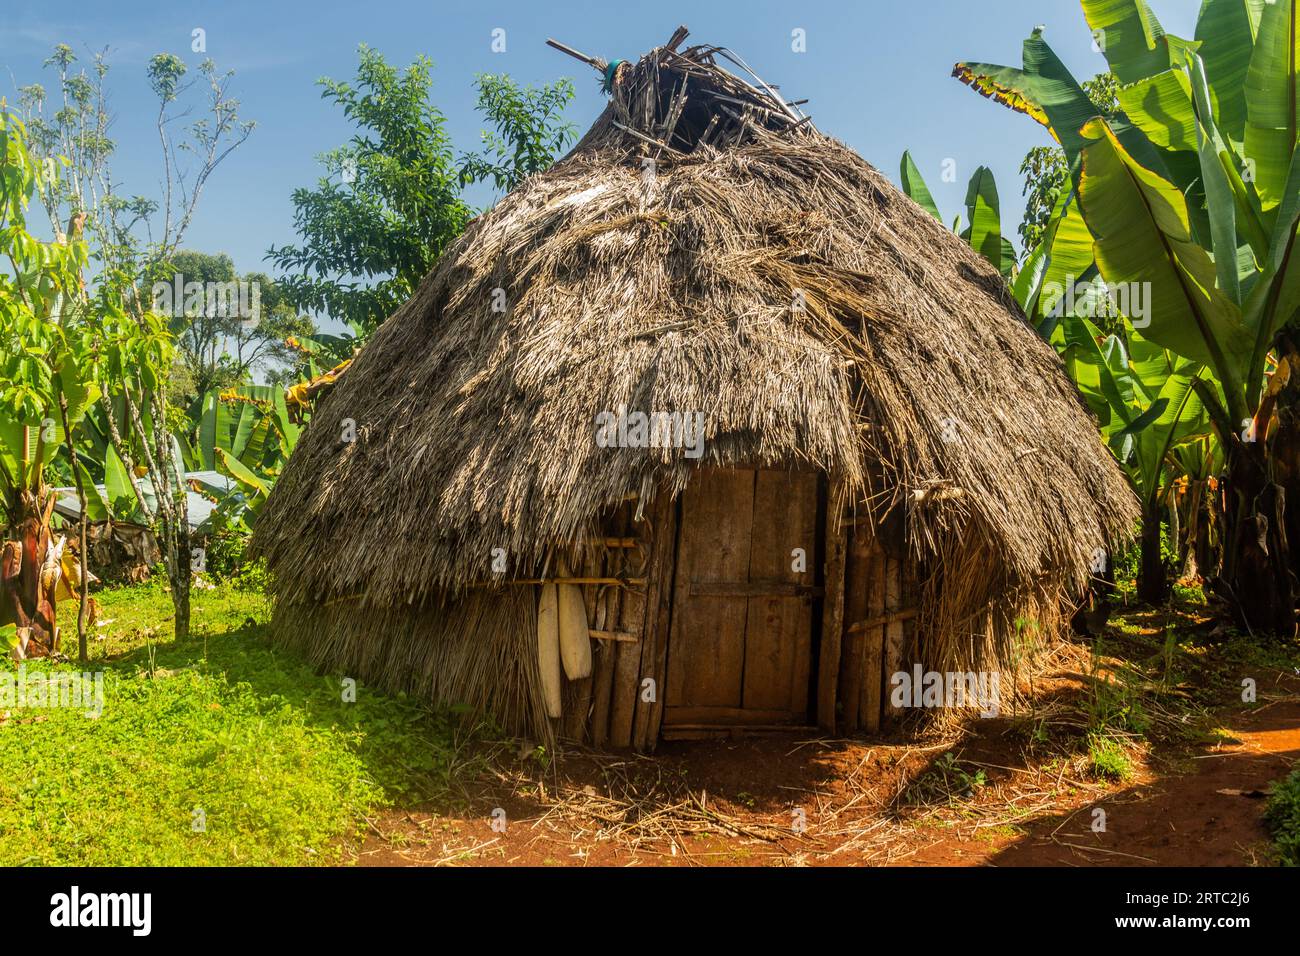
[254,32,1136,702]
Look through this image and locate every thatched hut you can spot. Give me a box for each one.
[254,30,1136,750]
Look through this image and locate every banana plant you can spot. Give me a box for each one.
[180,385,301,524]
[958,0,1300,631]
[1168,433,1223,582]
[1062,312,1213,600]
[0,108,99,659]
[899,151,1017,277]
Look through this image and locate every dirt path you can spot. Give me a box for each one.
[975,694,1300,866]
[357,669,1300,867]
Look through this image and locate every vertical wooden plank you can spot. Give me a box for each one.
[860,541,886,733]
[589,583,621,747]
[608,509,646,748]
[608,611,642,746]
[882,555,905,725]
[817,481,847,732]
[838,519,873,731]
[743,469,818,714]
[900,553,918,726]
[633,491,680,750]
[590,505,630,746]
[664,470,753,711]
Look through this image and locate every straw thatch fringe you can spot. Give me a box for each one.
[273,587,550,739]
[254,34,1137,741]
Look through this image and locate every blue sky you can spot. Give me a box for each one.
[2,0,1198,299]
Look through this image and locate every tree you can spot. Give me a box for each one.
[268,47,576,334]
[162,250,315,410]
[459,73,577,193]
[0,108,99,660]
[19,45,254,642]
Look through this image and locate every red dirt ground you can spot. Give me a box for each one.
[356,628,1300,867]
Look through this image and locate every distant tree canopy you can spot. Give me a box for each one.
[268,46,577,334]
[11,42,256,646]
[162,250,314,408]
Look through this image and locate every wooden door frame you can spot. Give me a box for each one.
[659,465,827,738]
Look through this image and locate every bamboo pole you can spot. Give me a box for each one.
[544,38,607,73]
[846,607,918,635]
[467,576,647,587]
[589,629,640,643]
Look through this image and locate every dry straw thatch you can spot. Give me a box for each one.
[254,29,1137,739]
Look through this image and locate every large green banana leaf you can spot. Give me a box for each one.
[198,391,218,471]
[899,151,941,220]
[1119,67,1199,152]
[1063,314,1210,506]
[954,29,1100,164]
[272,389,300,452]
[1078,118,1251,414]
[1012,240,1050,318]
[1081,0,1195,85]
[104,443,135,517]
[1132,363,1207,507]
[230,403,258,460]
[215,446,269,505]
[955,27,1162,176]
[73,460,110,521]
[1187,54,1243,304]
[897,153,1015,276]
[1243,0,1299,210]
[1035,183,1098,329]
[1195,0,1268,145]
[963,166,1004,275]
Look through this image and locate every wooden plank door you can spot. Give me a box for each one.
[664,469,754,716]
[663,468,820,730]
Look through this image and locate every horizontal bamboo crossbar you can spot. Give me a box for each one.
[545,537,642,548]
[323,576,648,606]
[466,576,647,587]
[845,607,918,635]
[589,629,640,643]
[689,581,823,599]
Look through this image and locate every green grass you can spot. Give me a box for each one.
[1087,736,1134,781]
[0,578,488,866]
[1265,765,1300,867]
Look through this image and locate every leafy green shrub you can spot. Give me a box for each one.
[1265,766,1300,867]
[200,508,256,582]
[1088,737,1133,781]
[203,526,249,580]
[1085,672,1151,739]
[233,556,272,593]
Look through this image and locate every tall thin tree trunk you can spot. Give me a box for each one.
[58,394,91,662]
[1167,488,1181,581]
[151,393,191,644]
[1137,502,1167,604]
[169,507,192,643]
[1181,480,1203,580]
